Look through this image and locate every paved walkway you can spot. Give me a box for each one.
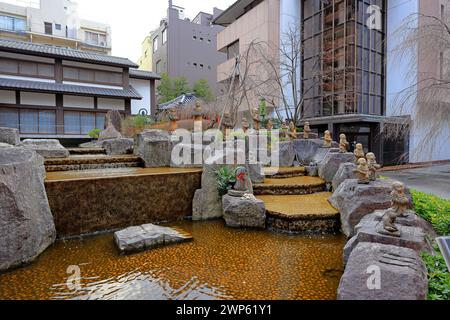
[382,164,450,200]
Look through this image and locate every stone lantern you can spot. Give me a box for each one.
[192,101,204,132]
[168,108,179,132]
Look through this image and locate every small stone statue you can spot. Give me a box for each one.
[303,122,312,139]
[221,112,234,138]
[281,122,289,139]
[241,117,250,134]
[354,143,365,163]
[366,152,381,181]
[287,121,298,140]
[323,130,333,148]
[353,158,371,184]
[377,182,410,237]
[390,181,411,218]
[228,167,253,197]
[252,107,261,131]
[266,119,273,131]
[339,134,350,153]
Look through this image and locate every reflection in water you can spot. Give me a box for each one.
[0,221,345,300]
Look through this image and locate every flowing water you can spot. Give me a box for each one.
[0,221,345,300]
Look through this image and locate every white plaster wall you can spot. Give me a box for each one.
[130,78,151,115]
[20,92,56,106]
[63,95,94,109]
[97,98,125,111]
[0,90,16,104]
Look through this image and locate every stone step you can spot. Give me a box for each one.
[44,155,144,172]
[67,148,106,155]
[253,176,326,196]
[264,166,306,179]
[257,192,340,234]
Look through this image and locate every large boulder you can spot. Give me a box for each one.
[21,139,69,159]
[134,130,172,168]
[247,162,265,184]
[222,195,266,229]
[0,147,56,272]
[343,218,434,265]
[105,110,123,133]
[192,149,246,221]
[0,127,20,146]
[338,243,428,300]
[332,163,357,191]
[102,138,134,156]
[99,124,123,141]
[114,224,192,255]
[293,139,338,165]
[329,179,395,237]
[275,141,296,167]
[319,152,355,184]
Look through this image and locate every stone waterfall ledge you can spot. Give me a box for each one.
[21,139,69,159]
[114,224,193,255]
[0,147,56,272]
[338,243,428,300]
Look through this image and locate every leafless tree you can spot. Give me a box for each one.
[389,12,450,159]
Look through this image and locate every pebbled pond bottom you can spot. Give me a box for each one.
[0,221,345,300]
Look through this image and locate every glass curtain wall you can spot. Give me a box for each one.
[302,0,385,118]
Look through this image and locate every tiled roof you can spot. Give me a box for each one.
[129,69,161,80]
[158,93,198,111]
[0,77,142,99]
[0,39,138,68]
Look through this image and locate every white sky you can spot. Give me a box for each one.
[75,0,236,62]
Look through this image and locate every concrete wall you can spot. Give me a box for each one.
[386,0,450,162]
[130,78,152,115]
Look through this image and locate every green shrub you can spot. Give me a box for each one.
[88,128,102,139]
[411,190,450,236]
[422,249,450,300]
[133,115,154,127]
[216,167,237,197]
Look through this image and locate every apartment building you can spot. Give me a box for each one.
[139,0,227,95]
[214,0,450,165]
[0,39,160,141]
[0,0,111,55]
[137,33,154,72]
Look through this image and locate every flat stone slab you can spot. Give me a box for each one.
[114,224,193,254]
[338,243,428,300]
[344,220,434,260]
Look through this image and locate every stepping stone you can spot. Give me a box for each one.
[257,192,340,234]
[114,224,193,255]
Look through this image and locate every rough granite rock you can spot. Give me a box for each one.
[329,179,395,237]
[171,143,205,168]
[338,243,428,300]
[192,149,246,221]
[0,147,56,272]
[276,141,296,167]
[99,124,123,141]
[247,162,265,184]
[0,142,14,149]
[293,139,339,165]
[332,163,357,191]
[319,152,355,183]
[114,224,192,254]
[21,139,69,159]
[134,130,172,168]
[0,127,20,146]
[343,218,434,265]
[222,195,266,229]
[102,138,134,156]
[105,110,123,133]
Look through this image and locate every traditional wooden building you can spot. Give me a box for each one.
[0,39,160,140]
